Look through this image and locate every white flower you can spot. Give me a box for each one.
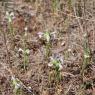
[11,76,21,89]
[37,32,44,38]
[11,76,15,81]
[24,27,28,31]
[61,41,65,46]
[44,32,50,42]
[59,64,63,70]
[84,54,90,58]
[51,31,57,39]
[83,33,87,37]
[50,56,54,61]
[28,86,31,89]
[15,83,21,89]
[60,57,64,65]
[6,11,9,16]
[8,16,12,23]
[48,63,53,67]
[10,12,14,17]
[25,49,30,55]
[18,48,24,53]
[5,11,15,22]
[49,54,64,70]
[68,48,71,52]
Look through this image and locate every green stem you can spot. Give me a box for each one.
[9,22,14,36]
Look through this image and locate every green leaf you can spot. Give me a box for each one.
[44,31,50,42]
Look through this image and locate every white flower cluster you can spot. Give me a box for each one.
[37,31,51,42]
[11,76,21,90]
[37,31,57,42]
[48,53,64,71]
[5,11,15,23]
[18,48,30,55]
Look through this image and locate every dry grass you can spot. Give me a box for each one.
[0,0,95,95]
